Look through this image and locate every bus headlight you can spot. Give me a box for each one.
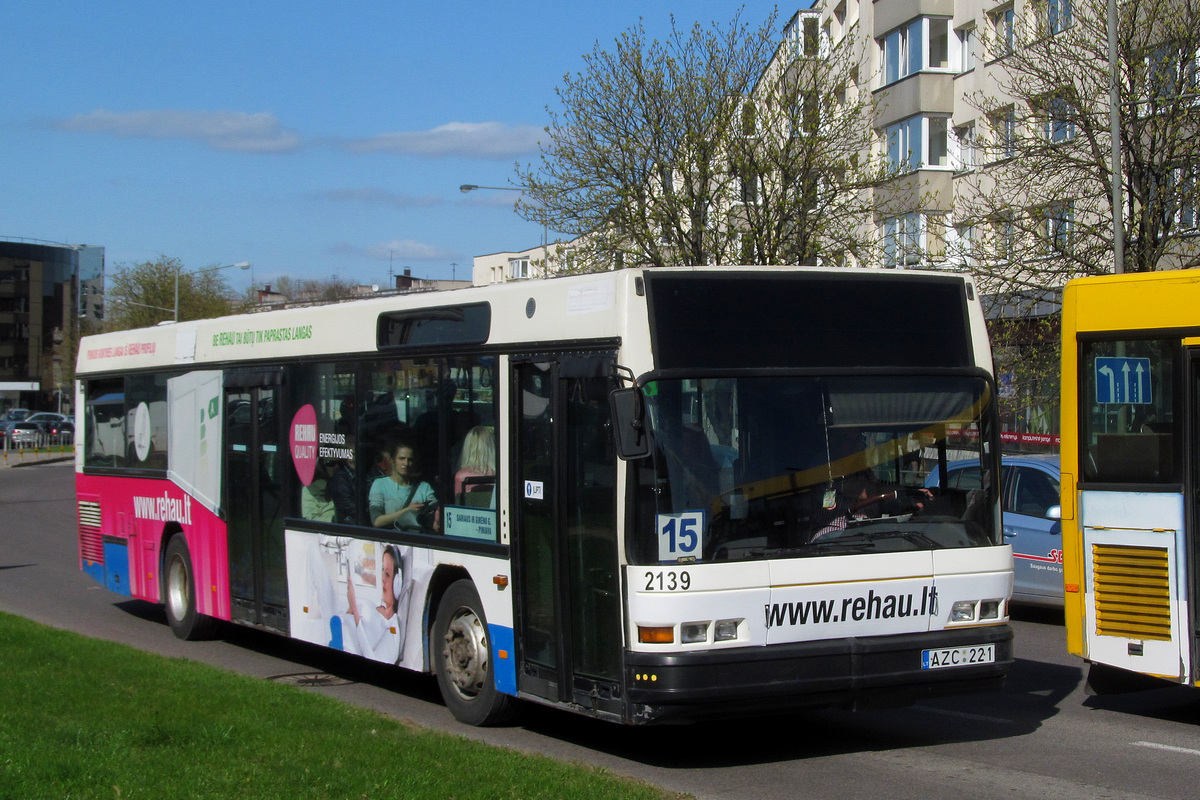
[681,621,709,644]
[714,619,741,642]
[950,600,977,622]
[979,600,1001,620]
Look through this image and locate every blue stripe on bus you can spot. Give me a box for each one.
[489,624,517,696]
[102,540,131,597]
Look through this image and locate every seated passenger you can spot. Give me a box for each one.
[369,440,438,531]
[301,460,335,522]
[329,453,357,525]
[454,425,496,505]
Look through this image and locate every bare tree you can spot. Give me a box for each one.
[517,9,884,270]
[104,256,241,331]
[261,274,365,305]
[956,0,1200,305]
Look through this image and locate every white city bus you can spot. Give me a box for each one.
[76,267,1013,725]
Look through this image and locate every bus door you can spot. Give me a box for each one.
[224,369,288,632]
[512,355,623,716]
[1188,346,1200,679]
[1079,342,1188,682]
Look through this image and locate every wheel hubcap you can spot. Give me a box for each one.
[167,554,189,622]
[442,607,489,699]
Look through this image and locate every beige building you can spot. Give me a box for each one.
[478,1,1195,286]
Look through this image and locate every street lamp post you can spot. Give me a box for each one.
[1107,0,1124,274]
[175,262,251,322]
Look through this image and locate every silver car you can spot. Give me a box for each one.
[927,455,1062,608]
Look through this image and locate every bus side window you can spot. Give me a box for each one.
[288,361,358,524]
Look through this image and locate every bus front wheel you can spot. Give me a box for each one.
[433,579,518,726]
[163,535,218,641]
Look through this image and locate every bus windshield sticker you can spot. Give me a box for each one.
[657,510,704,562]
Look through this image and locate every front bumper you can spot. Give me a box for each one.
[624,624,1013,723]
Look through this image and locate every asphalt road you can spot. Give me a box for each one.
[3,461,1199,799]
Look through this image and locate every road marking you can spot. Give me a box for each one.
[1132,741,1200,757]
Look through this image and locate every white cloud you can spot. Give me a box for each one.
[315,187,442,208]
[344,122,542,159]
[56,109,302,153]
[54,112,541,160]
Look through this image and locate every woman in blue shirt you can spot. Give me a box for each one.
[369,440,437,531]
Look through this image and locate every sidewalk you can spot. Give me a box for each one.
[1,446,75,468]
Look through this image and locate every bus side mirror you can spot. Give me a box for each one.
[609,387,650,460]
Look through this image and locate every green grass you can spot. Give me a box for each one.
[0,613,684,800]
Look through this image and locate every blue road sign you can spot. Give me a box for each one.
[1095,357,1152,404]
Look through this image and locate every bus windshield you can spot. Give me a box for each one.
[630,374,998,564]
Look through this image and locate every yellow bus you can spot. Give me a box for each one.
[1061,270,1200,690]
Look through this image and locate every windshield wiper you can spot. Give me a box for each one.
[849,528,944,549]
[751,540,880,558]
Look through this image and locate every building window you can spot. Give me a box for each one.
[803,14,820,57]
[1046,0,1073,35]
[1147,165,1200,231]
[785,12,822,59]
[886,117,920,172]
[880,17,953,86]
[990,106,1017,160]
[929,18,949,69]
[991,6,1015,58]
[928,117,949,167]
[1180,165,1199,229]
[1045,96,1076,142]
[739,97,762,139]
[954,122,979,171]
[881,213,924,267]
[659,166,676,197]
[886,116,950,172]
[952,224,977,267]
[1041,202,1074,252]
[993,214,1016,262]
[509,257,529,279]
[740,171,761,205]
[790,90,821,137]
[1145,44,1200,105]
[957,25,976,73]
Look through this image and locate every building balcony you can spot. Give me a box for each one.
[874,72,955,128]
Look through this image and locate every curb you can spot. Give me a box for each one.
[1,453,75,469]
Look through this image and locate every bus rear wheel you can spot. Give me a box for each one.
[433,579,518,726]
[163,535,218,641]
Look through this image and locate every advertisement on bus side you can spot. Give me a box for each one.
[284,531,432,671]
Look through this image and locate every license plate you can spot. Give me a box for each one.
[921,643,995,669]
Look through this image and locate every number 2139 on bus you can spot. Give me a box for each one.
[658,511,704,561]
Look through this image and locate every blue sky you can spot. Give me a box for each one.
[2,1,784,292]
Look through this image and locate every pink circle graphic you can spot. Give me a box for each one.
[289,404,319,486]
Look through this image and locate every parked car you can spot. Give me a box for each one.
[23,411,68,430]
[926,454,1062,608]
[0,408,31,438]
[8,420,45,447]
[48,418,74,442]
[6,412,73,445]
